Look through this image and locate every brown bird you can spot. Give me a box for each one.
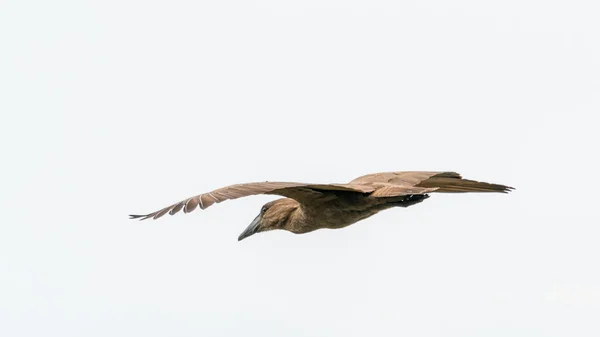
[130,171,513,241]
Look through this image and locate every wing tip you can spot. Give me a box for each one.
[129,214,153,221]
[129,214,176,221]
[503,185,516,193]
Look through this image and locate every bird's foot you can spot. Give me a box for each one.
[396,194,430,207]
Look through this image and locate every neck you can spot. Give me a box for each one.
[285,203,317,234]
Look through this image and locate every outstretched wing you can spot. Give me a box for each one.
[368,184,439,197]
[350,171,448,186]
[350,171,514,193]
[129,181,375,220]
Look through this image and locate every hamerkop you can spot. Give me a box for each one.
[130,171,513,241]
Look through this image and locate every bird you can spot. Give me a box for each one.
[130,171,514,241]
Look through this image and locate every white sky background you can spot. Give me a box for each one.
[1,0,599,336]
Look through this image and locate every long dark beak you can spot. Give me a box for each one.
[238,214,261,241]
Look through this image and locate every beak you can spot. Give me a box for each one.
[238,214,261,241]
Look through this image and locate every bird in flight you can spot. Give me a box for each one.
[130,171,513,241]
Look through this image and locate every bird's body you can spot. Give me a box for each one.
[279,192,429,234]
[130,171,513,241]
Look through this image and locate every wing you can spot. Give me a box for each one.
[350,171,446,186]
[368,184,439,197]
[351,171,514,194]
[129,181,375,220]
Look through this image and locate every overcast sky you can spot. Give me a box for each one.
[1,1,599,336]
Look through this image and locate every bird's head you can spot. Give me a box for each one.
[237,198,299,241]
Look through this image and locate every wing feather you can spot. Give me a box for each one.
[350,171,513,194]
[369,184,438,197]
[129,181,374,220]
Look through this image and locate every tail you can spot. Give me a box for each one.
[416,172,514,193]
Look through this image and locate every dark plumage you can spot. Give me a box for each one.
[130,171,514,241]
